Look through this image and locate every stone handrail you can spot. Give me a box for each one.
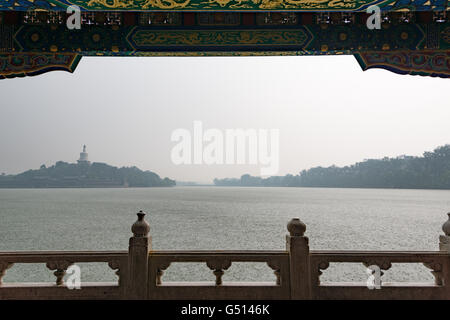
[150,250,288,284]
[0,211,448,300]
[0,251,128,300]
[309,250,450,299]
[148,250,290,299]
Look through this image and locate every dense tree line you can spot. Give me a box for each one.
[214,145,450,189]
[0,161,176,188]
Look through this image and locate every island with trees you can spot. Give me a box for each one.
[0,161,176,188]
[214,145,450,190]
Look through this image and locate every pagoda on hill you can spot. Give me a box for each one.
[77,145,90,165]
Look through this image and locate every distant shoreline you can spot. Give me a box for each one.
[214,145,450,190]
[210,185,450,191]
[1,185,450,192]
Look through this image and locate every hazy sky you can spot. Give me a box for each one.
[0,56,449,183]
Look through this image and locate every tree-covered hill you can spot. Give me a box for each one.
[214,145,450,189]
[0,161,176,188]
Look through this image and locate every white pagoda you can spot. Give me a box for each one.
[77,145,90,165]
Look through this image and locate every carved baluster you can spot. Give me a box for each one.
[423,261,443,286]
[207,260,232,286]
[46,261,73,286]
[439,213,450,294]
[0,262,14,285]
[317,261,330,285]
[156,262,171,286]
[108,260,122,286]
[440,213,450,252]
[267,260,281,285]
[213,269,224,286]
[156,269,164,285]
[274,270,281,285]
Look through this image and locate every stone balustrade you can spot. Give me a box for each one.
[148,251,290,300]
[0,211,449,300]
[0,251,128,299]
[310,251,449,299]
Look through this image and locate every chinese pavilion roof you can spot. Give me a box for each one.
[0,0,449,79]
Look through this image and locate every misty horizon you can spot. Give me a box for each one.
[1,56,449,184]
[1,143,449,185]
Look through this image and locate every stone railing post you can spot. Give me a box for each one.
[440,213,450,253]
[127,210,151,299]
[440,213,450,295]
[286,218,311,299]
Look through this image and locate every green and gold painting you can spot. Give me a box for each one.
[0,0,448,12]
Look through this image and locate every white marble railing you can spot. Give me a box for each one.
[148,250,290,299]
[310,250,449,299]
[0,211,449,300]
[0,251,127,299]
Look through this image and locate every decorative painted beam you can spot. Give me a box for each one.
[355,50,450,77]
[4,20,449,54]
[0,53,81,79]
[0,0,448,12]
[0,10,448,79]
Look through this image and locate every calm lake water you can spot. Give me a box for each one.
[0,187,449,284]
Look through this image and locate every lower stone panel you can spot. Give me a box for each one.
[0,53,81,79]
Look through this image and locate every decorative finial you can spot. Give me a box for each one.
[443,213,450,236]
[287,218,306,237]
[131,210,150,237]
